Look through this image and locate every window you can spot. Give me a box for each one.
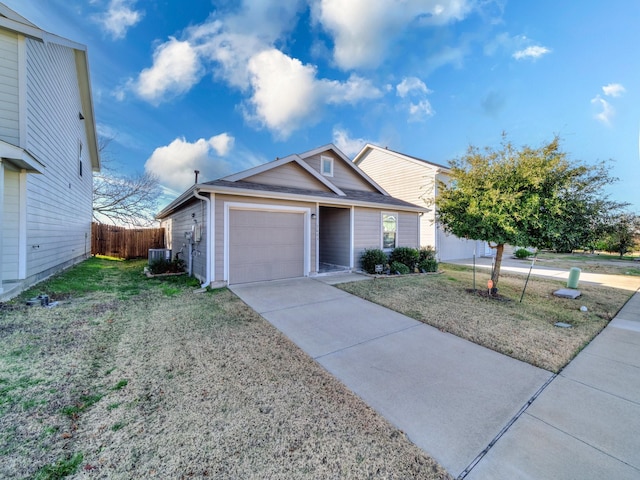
[78,141,83,177]
[321,155,333,177]
[382,213,397,250]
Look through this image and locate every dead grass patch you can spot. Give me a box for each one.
[0,259,450,479]
[338,265,632,373]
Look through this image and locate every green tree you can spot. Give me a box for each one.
[436,135,622,287]
[602,212,640,257]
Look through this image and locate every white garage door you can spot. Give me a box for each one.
[229,209,305,284]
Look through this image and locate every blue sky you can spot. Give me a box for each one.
[6,0,639,211]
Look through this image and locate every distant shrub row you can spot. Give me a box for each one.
[361,246,438,275]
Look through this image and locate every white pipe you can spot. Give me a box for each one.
[193,188,212,288]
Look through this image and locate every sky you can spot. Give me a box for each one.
[4,0,639,212]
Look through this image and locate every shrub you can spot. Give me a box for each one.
[514,248,532,259]
[419,246,437,262]
[390,261,410,275]
[360,248,388,274]
[148,257,186,274]
[418,258,438,273]
[390,247,420,270]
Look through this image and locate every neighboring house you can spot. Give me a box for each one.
[0,4,100,300]
[156,144,426,286]
[354,144,490,261]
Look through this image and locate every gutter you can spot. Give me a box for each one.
[193,188,212,289]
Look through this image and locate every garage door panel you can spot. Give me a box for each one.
[229,209,305,284]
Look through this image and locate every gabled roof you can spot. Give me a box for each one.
[156,144,428,218]
[353,143,449,172]
[0,2,100,172]
[222,151,345,195]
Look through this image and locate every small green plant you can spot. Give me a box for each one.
[360,248,388,274]
[148,257,185,275]
[61,393,103,419]
[34,452,83,480]
[418,258,438,272]
[390,261,410,275]
[112,379,128,391]
[390,247,420,270]
[515,248,532,259]
[111,422,125,432]
[419,246,437,261]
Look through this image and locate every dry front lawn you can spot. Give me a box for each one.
[338,264,632,373]
[0,258,450,479]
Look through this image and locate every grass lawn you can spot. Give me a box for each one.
[338,264,633,373]
[521,251,640,276]
[0,258,449,479]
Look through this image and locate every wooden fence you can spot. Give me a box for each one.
[91,223,165,259]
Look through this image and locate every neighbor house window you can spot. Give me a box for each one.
[321,156,334,176]
[382,213,397,250]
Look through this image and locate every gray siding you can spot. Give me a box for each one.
[24,38,93,278]
[2,167,19,279]
[164,198,207,281]
[319,206,350,266]
[304,152,376,192]
[244,162,331,191]
[0,30,19,146]
[352,207,381,269]
[398,212,419,249]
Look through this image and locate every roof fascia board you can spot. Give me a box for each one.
[74,50,100,171]
[194,184,428,213]
[0,140,45,173]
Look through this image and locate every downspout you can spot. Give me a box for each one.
[193,188,212,288]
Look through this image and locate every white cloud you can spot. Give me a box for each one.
[144,135,235,191]
[591,95,614,125]
[396,77,431,98]
[134,37,203,104]
[513,45,551,60]
[602,83,625,97]
[408,100,435,120]
[314,0,474,69]
[245,49,382,138]
[332,127,370,157]
[94,0,143,40]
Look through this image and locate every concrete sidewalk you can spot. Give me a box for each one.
[467,290,640,479]
[230,276,553,477]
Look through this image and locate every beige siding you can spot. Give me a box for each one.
[24,38,93,278]
[358,150,437,249]
[2,168,19,279]
[213,194,317,282]
[164,199,207,281]
[244,162,331,191]
[352,207,382,269]
[0,30,20,145]
[304,152,376,192]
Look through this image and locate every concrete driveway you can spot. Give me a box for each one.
[230,276,553,477]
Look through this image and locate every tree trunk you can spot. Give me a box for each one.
[491,243,505,288]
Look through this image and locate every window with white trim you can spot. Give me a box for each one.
[320,155,334,177]
[382,213,397,250]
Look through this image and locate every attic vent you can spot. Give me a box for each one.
[321,156,333,177]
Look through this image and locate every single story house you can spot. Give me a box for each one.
[0,4,99,300]
[156,144,427,286]
[353,144,491,261]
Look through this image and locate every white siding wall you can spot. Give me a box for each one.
[0,30,20,145]
[24,38,93,279]
[2,168,19,278]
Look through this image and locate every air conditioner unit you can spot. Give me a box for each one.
[148,248,171,263]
